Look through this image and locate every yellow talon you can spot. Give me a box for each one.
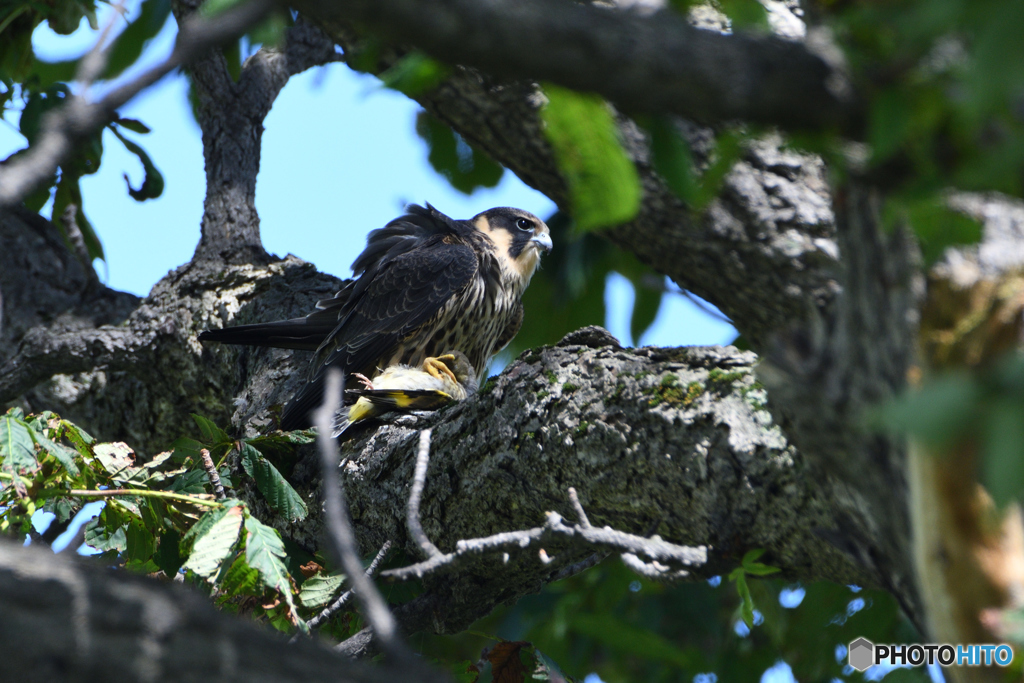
[423,355,458,385]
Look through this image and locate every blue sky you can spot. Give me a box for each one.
[1,5,736,350]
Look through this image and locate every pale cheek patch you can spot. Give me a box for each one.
[474,216,543,281]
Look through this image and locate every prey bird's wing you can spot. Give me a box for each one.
[280,237,478,429]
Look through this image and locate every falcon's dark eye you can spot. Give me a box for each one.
[516,218,533,231]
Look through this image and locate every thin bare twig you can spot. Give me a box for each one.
[407,429,442,559]
[0,0,275,206]
[200,448,226,500]
[567,487,591,529]
[313,368,413,666]
[305,540,393,632]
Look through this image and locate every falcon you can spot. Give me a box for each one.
[336,351,478,436]
[198,204,552,430]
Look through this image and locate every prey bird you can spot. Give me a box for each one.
[199,204,552,430]
[335,351,478,436]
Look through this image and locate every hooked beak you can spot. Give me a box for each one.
[531,232,553,253]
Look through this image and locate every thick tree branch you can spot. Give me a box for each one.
[261,331,874,637]
[0,325,160,405]
[0,539,411,683]
[293,0,860,134]
[389,430,705,582]
[173,0,341,264]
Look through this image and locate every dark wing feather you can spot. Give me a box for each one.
[197,205,462,353]
[280,237,478,429]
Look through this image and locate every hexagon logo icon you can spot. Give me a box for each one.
[848,637,875,672]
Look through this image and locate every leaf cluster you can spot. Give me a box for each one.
[0,408,361,636]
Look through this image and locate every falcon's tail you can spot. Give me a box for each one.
[198,317,335,351]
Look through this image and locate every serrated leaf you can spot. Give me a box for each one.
[30,430,80,475]
[219,552,262,597]
[245,514,301,624]
[171,468,209,494]
[0,414,37,472]
[93,442,135,476]
[154,528,184,576]
[84,506,128,552]
[169,436,204,464]
[184,505,243,579]
[540,85,641,232]
[191,414,232,446]
[125,518,156,565]
[181,502,236,554]
[239,443,307,521]
[298,572,346,609]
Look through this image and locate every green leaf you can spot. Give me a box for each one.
[102,0,171,80]
[239,443,308,521]
[899,196,983,265]
[51,172,104,261]
[624,273,663,346]
[540,85,641,232]
[181,503,236,555]
[0,414,37,472]
[568,612,696,667]
[171,469,210,494]
[415,111,504,195]
[184,505,243,579]
[125,518,156,565]
[93,442,136,476]
[740,548,765,565]
[244,514,301,624]
[110,126,164,201]
[248,12,289,49]
[84,505,128,553]
[744,563,781,577]
[648,115,698,205]
[114,117,151,134]
[199,0,247,18]
[154,528,184,576]
[380,52,450,97]
[19,84,70,144]
[298,571,346,609]
[735,572,755,627]
[879,372,981,447]
[981,399,1024,508]
[191,414,232,446]
[718,0,769,28]
[30,430,80,475]
[218,552,262,597]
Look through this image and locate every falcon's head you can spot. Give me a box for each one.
[472,207,553,282]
